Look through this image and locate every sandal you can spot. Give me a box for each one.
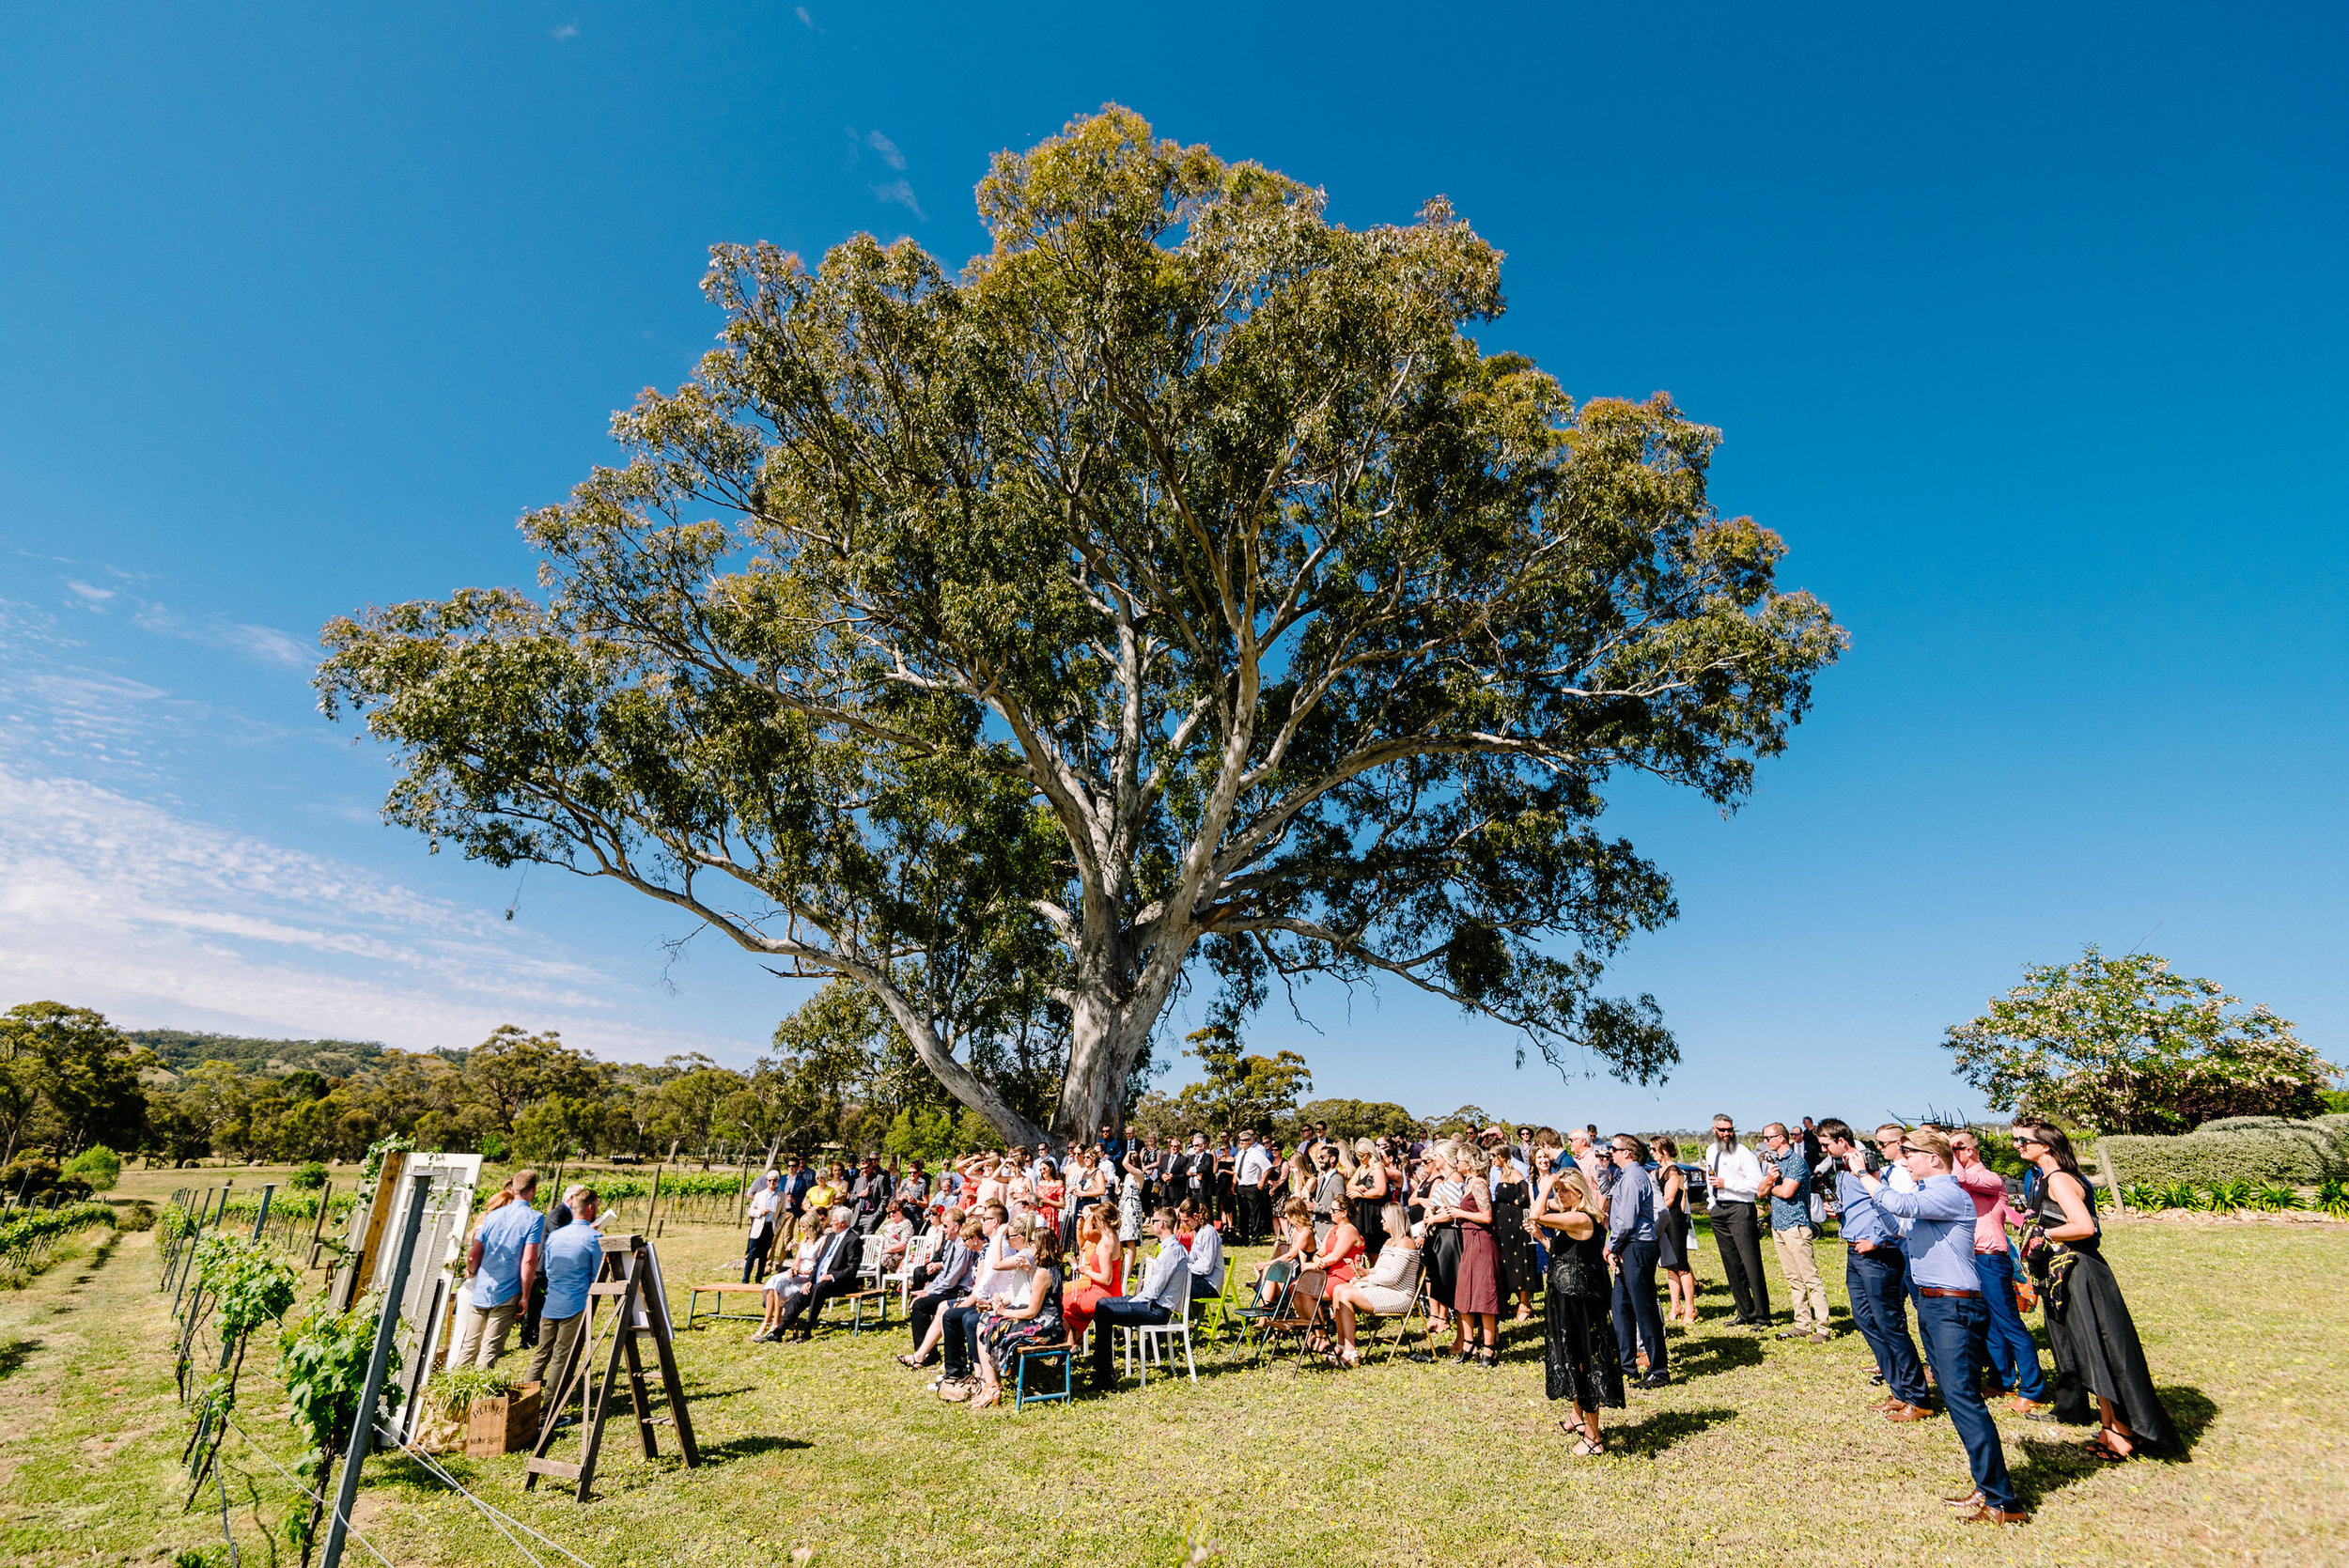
[895,1353,926,1369]
[2083,1431,2135,1462]
[1573,1436,1604,1456]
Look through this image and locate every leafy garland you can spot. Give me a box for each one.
[276,1296,400,1555]
[357,1135,415,1189]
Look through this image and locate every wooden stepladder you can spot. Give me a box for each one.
[523,1234,700,1500]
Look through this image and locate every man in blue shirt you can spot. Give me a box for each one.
[1761,1122,1831,1342]
[1087,1208,1191,1391]
[1603,1136,1670,1389]
[455,1171,545,1369]
[1856,1126,2026,1527]
[1819,1119,1927,1412]
[523,1185,605,1396]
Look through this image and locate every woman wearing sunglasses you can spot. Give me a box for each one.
[2014,1123,2178,1462]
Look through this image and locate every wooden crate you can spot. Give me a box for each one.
[465,1386,541,1458]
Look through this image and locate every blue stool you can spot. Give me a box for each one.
[1012,1339,1074,1411]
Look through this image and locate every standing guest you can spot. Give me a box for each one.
[1062,1204,1125,1348]
[1530,1169,1623,1453]
[1701,1116,1770,1328]
[1099,1122,1128,1170]
[1346,1138,1391,1263]
[1419,1142,1465,1348]
[1603,1136,1670,1387]
[1853,1128,2026,1526]
[1088,1209,1192,1389]
[742,1169,784,1284]
[1184,1132,1215,1208]
[1762,1122,1831,1342]
[1820,1119,1927,1409]
[1068,1146,1109,1244]
[1649,1137,1698,1326]
[1950,1130,2048,1413]
[1213,1133,1237,1231]
[1117,1145,1149,1280]
[1234,1129,1274,1245]
[782,1157,815,1247]
[1308,1142,1347,1242]
[524,1185,604,1398]
[1438,1144,1501,1367]
[899,1215,981,1369]
[1034,1157,1066,1239]
[1799,1116,1824,1167]
[894,1159,931,1225]
[2016,1124,2178,1459]
[454,1170,543,1369]
[1566,1128,1606,1198]
[1487,1142,1538,1323]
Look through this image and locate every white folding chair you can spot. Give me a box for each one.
[856,1232,888,1290]
[1120,1284,1198,1385]
[884,1230,939,1314]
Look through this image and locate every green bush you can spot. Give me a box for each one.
[120,1199,159,1232]
[289,1161,328,1190]
[61,1145,122,1192]
[2101,1116,2349,1188]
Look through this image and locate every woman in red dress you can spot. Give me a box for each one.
[1441,1144,1503,1367]
[1060,1204,1124,1349]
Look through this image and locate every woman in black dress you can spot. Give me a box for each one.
[1346,1138,1391,1264]
[1529,1166,1622,1454]
[1488,1154,1539,1322]
[1418,1142,1464,1347]
[2016,1124,2178,1459]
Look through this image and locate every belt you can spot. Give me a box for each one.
[1916,1286,1982,1298]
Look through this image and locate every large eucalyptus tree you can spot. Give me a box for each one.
[320,107,1845,1148]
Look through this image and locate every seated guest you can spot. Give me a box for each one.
[1062,1205,1124,1349]
[961,1229,1066,1410]
[1177,1200,1225,1303]
[1252,1197,1319,1286]
[759,1206,862,1343]
[1292,1192,1366,1351]
[1087,1209,1191,1390]
[899,1215,981,1369]
[875,1210,917,1271]
[751,1214,827,1340]
[1326,1202,1422,1368]
[937,1204,1027,1398]
[910,1205,968,1291]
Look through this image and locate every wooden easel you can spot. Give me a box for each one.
[523,1234,700,1501]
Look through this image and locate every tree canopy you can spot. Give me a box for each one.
[319,105,1844,1147]
[1943,945,2339,1134]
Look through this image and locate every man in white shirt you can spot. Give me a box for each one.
[1702,1114,1771,1328]
[1183,1203,1226,1301]
[1234,1129,1275,1245]
[1087,1209,1191,1389]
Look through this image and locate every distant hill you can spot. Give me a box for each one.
[128,1029,428,1080]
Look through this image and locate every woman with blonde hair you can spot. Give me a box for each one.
[1418,1141,1465,1347]
[1529,1167,1621,1452]
[1346,1137,1390,1260]
[1326,1201,1422,1367]
[1439,1143,1502,1366]
[1060,1203,1124,1352]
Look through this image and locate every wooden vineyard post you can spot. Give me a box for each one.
[523,1234,700,1502]
[306,1179,334,1268]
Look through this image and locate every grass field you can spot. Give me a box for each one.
[4,1163,2344,1567]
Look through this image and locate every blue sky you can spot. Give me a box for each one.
[2,3,2341,1130]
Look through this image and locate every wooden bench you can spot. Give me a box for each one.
[682,1281,768,1329]
[1011,1334,1075,1411]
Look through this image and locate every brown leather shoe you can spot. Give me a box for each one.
[1942,1488,1983,1509]
[1953,1505,2028,1526]
[2011,1397,2048,1416]
[1884,1402,1932,1422]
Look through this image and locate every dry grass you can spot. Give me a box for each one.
[11,1167,2346,1566]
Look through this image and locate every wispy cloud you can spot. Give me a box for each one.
[872,179,926,222]
[795,6,814,27]
[865,131,907,171]
[551,21,579,40]
[130,602,309,667]
[0,760,744,1062]
[65,580,117,603]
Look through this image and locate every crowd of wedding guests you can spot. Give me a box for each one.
[464,1110,2173,1527]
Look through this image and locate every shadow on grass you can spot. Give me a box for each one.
[0,1337,39,1379]
[1665,1334,1765,1377]
[698,1433,814,1462]
[1608,1406,1735,1456]
[2008,1384,2217,1504]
